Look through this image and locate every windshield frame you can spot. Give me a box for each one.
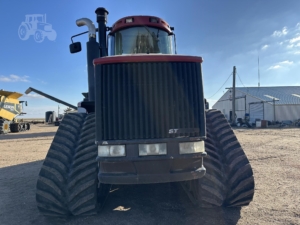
[108,26,174,56]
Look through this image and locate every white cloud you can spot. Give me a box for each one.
[0,74,29,82]
[261,44,269,50]
[286,42,300,49]
[37,79,47,85]
[294,51,300,55]
[268,65,281,70]
[272,27,288,37]
[267,60,293,70]
[279,60,293,65]
[23,93,45,99]
[289,35,300,43]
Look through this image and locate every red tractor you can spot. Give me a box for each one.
[36,7,254,216]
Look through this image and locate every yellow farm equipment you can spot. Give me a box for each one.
[0,90,30,134]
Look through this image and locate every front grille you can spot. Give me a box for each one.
[95,61,205,141]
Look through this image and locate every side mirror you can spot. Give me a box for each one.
[70,42,82,53]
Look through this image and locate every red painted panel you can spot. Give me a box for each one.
[110,16,172,34]
[94,54,203,65]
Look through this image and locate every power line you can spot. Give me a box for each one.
[207,73,232,99]
[236,72,246,87]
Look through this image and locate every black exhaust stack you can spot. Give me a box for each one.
[86,36,99,101]
[75,18,99,111]
[95,7,109,57]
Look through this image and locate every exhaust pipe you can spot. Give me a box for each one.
[76,18,99,102]
[95,7,109,57]
[76,18,96,38]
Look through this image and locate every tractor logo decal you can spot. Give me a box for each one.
[18,14,57,43]
[0,103,20,115]
[4,105,15,110]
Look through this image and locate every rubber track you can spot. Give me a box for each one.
[195,125,226,207]
[68,113,99,216]
[204,109,255,207]
[36,113,90,216]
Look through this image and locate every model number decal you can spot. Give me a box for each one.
[169,129,179,134]
[168,128,201,134]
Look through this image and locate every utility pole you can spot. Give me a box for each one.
[273,98,276,122]
[258,57,260,87]
[232,66,236,126]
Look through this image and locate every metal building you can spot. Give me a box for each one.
[212,86,300,123]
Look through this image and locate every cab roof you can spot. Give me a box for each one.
[110,15,173,34]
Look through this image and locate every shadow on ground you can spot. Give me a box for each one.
[0,132,57,140]
[0,161,241,225]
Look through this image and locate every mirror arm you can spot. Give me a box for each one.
[70,28,100,43]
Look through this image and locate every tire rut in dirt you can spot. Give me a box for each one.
[206,109,255,207]
[36,113,86,217]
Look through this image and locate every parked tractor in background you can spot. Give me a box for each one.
[18,14,57,43]
[36,7,255,217]
[0,90,30,134]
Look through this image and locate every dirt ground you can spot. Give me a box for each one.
[0,124,299,225]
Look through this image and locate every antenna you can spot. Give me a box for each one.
[258,56,260,87]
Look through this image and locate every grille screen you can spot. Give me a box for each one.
[95,62,204,141]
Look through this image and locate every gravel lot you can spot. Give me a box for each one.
[0,124,299,225]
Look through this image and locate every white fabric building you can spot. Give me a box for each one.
[212,86,300,123]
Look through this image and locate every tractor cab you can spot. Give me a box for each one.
[107,16,175,55]
[25,14,45,24]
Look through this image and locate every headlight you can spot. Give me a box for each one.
[139,143,167,156]
[98,145,125,157]
[179,141,205,154]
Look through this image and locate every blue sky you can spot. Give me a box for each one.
[1,0,300,118]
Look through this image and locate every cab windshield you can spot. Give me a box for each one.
[108,26,173,55]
